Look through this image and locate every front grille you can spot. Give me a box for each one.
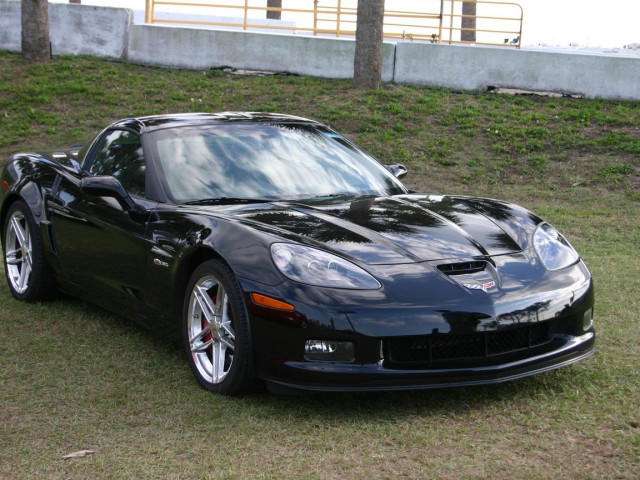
[385,321,555,369]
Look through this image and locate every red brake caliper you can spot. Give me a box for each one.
[204,295,215,346]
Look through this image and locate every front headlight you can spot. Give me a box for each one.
[533,222,580,271]
[270,243,381,289]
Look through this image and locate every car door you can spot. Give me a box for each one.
[49,128,154,317]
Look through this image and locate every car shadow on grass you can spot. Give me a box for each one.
[241,369,583,422]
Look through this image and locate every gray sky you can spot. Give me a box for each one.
[519,0,638,47]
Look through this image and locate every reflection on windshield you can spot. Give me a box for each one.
[150,123,406,202]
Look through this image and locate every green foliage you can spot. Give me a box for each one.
[600,163,634,176]
[529,155,548,168]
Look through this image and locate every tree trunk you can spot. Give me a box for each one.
[461,1,476,43]
[22,0,51,63]
[353,0,385,89]
[266,0,282,20]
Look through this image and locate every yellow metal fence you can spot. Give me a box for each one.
[144,0,523,48]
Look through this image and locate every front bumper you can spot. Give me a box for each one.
[263,331,595,393]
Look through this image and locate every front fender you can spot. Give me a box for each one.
[141,209,287,338]
[151,209,285,287]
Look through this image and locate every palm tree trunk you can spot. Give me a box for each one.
[22,0,50,63]
[353,0,385,89]
[266,0,282,20]
[461,2,477,42]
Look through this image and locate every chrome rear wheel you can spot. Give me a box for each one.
[5,209,32,295]
[3,200,54,301]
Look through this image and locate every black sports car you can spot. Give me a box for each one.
[1,113,595,395]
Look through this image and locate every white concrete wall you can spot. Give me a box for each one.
[0,1,131,58]
[0,1,21,52]
[128,24,396,82]
[50,4,132,58]
[394,43,640,101]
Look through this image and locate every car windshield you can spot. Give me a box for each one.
[148,123,407,203]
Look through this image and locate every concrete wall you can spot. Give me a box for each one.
[0,1,131,58]
[1,0,639,101]
[394,43,640,101]
[0,1,21,52]
[128,24,396,82]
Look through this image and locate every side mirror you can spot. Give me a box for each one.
[80,176,146,215]
[67,145,83,162]
[385,164,408,179]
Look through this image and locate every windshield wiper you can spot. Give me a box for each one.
[183,197,272,206]
[302,193,364,202]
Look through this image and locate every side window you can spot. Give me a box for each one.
[86,129,146,198]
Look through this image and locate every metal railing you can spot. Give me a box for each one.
[439,0,523,47]
[144,0,523,48]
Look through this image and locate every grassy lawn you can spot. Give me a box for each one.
[0,51,638,479]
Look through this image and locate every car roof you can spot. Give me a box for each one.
[109,112,319,134]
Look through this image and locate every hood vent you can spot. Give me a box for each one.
[437,261,486,275]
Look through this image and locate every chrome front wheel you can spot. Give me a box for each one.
[187,274,236,384]
[182,260,253,395]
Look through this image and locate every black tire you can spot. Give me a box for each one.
[2,200,55,301]
[182,259,254,395]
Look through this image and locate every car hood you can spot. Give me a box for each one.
[231,194,525,265]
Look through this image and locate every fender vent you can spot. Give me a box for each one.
[437,261,485,275]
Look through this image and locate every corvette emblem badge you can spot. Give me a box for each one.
[463,281,496,292]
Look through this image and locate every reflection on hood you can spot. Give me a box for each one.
[236,195,523,265]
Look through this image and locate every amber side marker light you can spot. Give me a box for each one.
[1,180,10,190]
[251,293,296,311]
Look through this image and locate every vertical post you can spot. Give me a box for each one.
[438,0,444,44]
[145,0,152,24]
[336,0,342,38]
[449,0,455,44]
[244,0,249,30]
[517,7,523,49]
[313,0,318,36]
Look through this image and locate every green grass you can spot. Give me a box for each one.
[0,51,639,479]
